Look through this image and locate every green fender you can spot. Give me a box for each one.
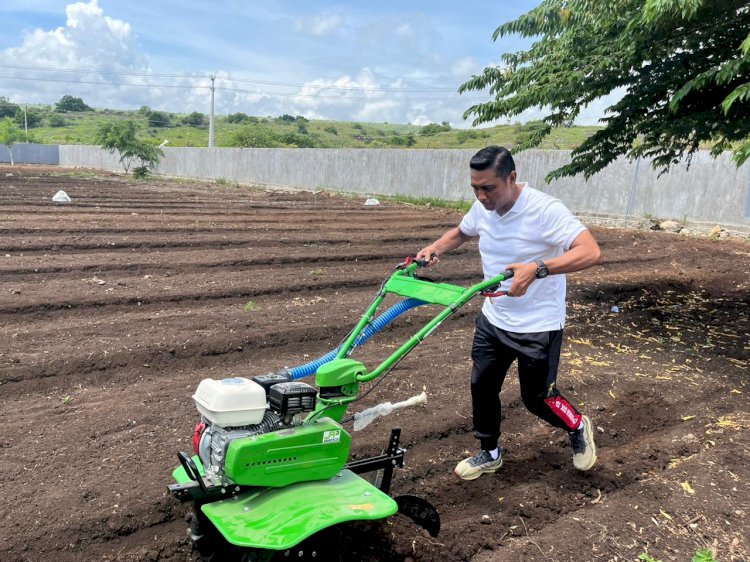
[201,469,397,550]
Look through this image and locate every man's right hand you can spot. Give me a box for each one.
[415,245,440,267]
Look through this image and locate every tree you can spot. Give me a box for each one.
[146,110,171,128]
[14,107,43,129]
[388,133,417,147]
[0,97,20,119]
[229,126,279,148]
[226,112,249,124]
[419,122,451,136]
[55,95,92,112]
[181,112,206,126]
[97,120,163,176]
[456,129,481,144]
[0,118,25,165]
[48,114,68,127]
[459,0,750,180]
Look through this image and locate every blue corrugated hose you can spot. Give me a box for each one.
[288,298,427,380]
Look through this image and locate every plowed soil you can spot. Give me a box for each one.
[1,166,748,562]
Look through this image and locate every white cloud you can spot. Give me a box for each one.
[395,23,415,38]
[355,100,401,123]
[451,57,479,80]
[294,13,344,36]
[0,0,151,106]
[11,1,138,68]
[0,1,615,126]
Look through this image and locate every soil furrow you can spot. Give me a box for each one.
[1,166,748,562]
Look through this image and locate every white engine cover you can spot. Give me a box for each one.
[192,377,267,427]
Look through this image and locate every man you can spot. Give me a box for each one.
[416,146,602,481]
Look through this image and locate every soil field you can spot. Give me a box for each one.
[1,166,749,562]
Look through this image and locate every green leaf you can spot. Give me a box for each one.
[722,82,750,114]
[691,549,717,562]
[461,0,750,179]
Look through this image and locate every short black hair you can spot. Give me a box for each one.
[469,146,515,179]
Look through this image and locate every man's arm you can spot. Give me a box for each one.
[416,226,471,266]
[505,229,602,296]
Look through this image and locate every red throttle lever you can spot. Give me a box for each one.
[398,254,437,269]
[480,269,514,297]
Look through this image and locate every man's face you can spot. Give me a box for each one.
[470,168,517,213]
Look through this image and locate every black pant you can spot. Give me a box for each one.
[470,312,581,450]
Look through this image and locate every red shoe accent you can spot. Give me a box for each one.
[544,395,582,431]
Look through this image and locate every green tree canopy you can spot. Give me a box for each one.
[0,118,25,165]
[459,0,750,179]
[14,107,43,129]
[97,120,163,176]
[55,95,92,112]
[0,97,20,119]
[181,111,206,126]
[419,122,452,136]
[146,110,171,128]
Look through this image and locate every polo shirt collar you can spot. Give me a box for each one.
[495,182,528,218]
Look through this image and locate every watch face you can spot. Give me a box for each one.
[536,261,548,278]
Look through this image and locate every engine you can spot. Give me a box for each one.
[191,374,317,486]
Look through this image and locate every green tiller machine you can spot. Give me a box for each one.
[169,258,513,560]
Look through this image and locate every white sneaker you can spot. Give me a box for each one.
[569,415,597,471]
[454,449,503,480]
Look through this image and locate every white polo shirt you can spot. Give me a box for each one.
[459,184,586,333]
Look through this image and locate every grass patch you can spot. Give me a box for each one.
[47,171,103,179]
[378,193,473,213]
[243,301,256,312]
[20,102,602,151]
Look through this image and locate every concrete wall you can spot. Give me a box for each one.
[53,145,750,229]
[0,143,59,165]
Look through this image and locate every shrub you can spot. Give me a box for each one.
[226,112,250,124]
[181,112,206,126]
[147,110,171,128]
[420,122,452,136]
[229,126,278,148]
[48,114,68,127]
[55,95,92,112]
[456,130,480,144]
[388,133,416,147]
[14,107,43,128]
[279,132,316,148]
[0,118,24,164]
[97,120,164,175]
[0,97,20,119]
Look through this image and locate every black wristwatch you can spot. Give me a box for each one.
[534,259,549,279]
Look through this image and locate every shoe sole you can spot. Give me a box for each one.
[574,415,597,471]
[454,458,503,481]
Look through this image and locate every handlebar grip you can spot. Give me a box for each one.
[415,253,438,267]
[501,269,514,279]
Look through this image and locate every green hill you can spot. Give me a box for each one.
[7,101,601,150]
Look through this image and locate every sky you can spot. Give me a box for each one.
[0,0,615,127]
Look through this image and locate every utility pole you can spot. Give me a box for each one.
[23,106,28,142]
[208,75,215,148]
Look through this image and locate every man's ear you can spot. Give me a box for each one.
[508,170,517,183]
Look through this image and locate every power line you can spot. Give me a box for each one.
[0,74,483,101]
[0,63,461,93]
[0,74,204,89]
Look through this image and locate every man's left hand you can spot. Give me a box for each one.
[504,262,538,297]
